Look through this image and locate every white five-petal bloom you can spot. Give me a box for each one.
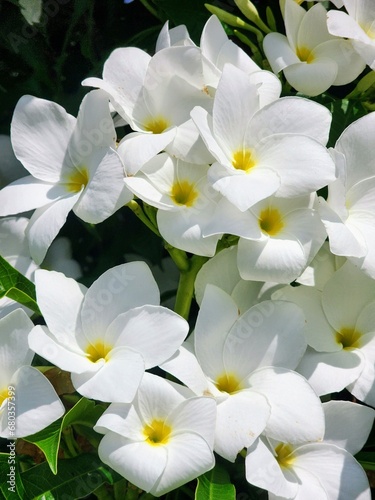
[327,0,375,70]
[83,44,214,171]
[264,0,365,96]
[204,193,327,283]
[28,262,189,403]
[319,112,375,279]
[245,400,373,499]
[124,153,222,256]
[191,64,336,212]
[0,89,132,264]
[275,261,375,406]
[161,285,324,462]
[95,373,216,497]
[157,15,281,106]
[0,309,64,438]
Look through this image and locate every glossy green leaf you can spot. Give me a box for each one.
[20,453,121,499]
[0,256,40,314]
[23,398,106,475]
[195,464,236,500]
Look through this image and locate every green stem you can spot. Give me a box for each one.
[127,200,161,237]
[62,427,79,457]
[165,244,189,272]
[139,0,160,19]
[174,255,208,320]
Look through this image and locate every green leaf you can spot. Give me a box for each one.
[0,453,26,499]
[20,453,121,499]
[355,451,375,470]
[0,256,40,314]
[195,464,236,500]
[18,0,42,25]
[23,398,106,474]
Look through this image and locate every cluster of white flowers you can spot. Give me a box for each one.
[1,1,375,498]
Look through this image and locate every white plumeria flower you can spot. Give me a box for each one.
[0,309,64,438]
[0,135,27,189]
[156,15,280,105]
[124,153,222,257]
[245,400,372,499]
[95,373,216,497]
[83,44,214,171]
[204,193,327,283]
[277,261,375,405]
[264,0,365,96]
[162,285,324,462]
[327,0,375,69]
[194,245,281,314]
[0,90,132,264]
[319,112,375,279]
[28,262,189,403]
[191,64,336,212]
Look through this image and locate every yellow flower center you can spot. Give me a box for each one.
[0,388,8,406]
[65,167,89,193]
[170,180,198,207]
[215,372,242,394]
[296,46,315,64]
[258,207,284,236]
[275,443,295,468]
[85,341,112,363]
[143,117,170,134]
[143,419,172,446]
[335,327,362,350]
[232,149,256,172]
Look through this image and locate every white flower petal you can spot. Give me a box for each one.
[152,431,215,496]
[293,443,371,500]
[10,95,75,182]
[249,367,324,444]
[283,59,338,97]
[26,191,81,264]
[0,309,35,385]
[323,401,375,455]
[215,391,270,461]
[246,437,298,498]
[297,348,364,396]
[28,325,95,374]
[225,301,306,375]
[0,177,68,216]
[2,365,64,438]
[105,305,188,369]
[118,129,177,175]
[263,33,300,74]
[194,285,239,379]
[73,150,132,223]
[248,96,331,146]
[35,269,86,337]
[72,347,145,403]
[322,261,375,332]
[80,262,160,341]
[98,433,168,493]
